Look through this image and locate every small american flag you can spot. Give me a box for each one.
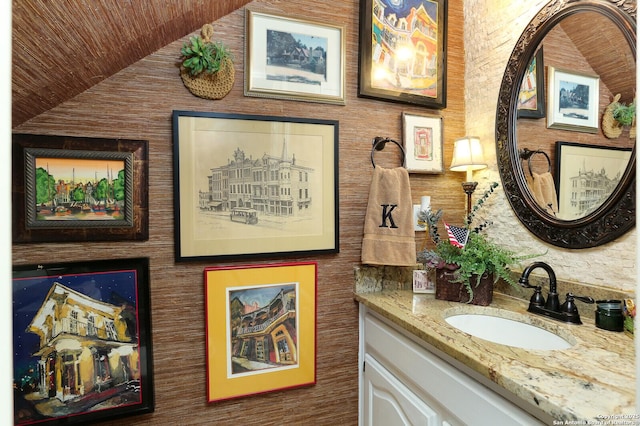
[444,222,469,248]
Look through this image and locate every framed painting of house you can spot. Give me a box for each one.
[546,66,600,133]
[358,0,447,108]
[172,110,339,262]
[12,134,149,243]
[204,262,317,402]
[12,257,154,425]
[244,10,345,105]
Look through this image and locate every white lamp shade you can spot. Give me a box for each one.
[450,136,487,172]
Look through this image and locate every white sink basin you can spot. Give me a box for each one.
[445,313,573,350]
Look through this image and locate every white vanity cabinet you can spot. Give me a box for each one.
[358,304,545,426]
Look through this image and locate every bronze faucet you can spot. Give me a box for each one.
[519,262,594,324]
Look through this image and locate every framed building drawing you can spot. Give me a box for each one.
[12,133,149,243]
[172,110,339,261]
[244,10,346,105]
[358,0,447,108]
[204,262,317,402]
[555,141,632,220]
[12,257,154,425]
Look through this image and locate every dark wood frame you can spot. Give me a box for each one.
[172,111,339,262]
[358,0,447,108]
[12,134,149,243]
[517,46,546,119]
[495,0,636,248]
[12,257,154,425]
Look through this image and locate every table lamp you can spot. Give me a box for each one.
[450,136,487,216]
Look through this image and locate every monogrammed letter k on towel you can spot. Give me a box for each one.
[361,166,416,266]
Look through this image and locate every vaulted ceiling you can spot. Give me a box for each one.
[12,2,636,129]
[12,0,252,128]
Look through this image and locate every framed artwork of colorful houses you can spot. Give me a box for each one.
[12,134,149,243]
[12,257,154,425]
[358,0,448,108]
[204,262,317,402]
[172,110,339,261]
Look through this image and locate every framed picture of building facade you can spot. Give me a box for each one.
[358,0,447,108]
[12,134,149,243]
[517,47,545,119]
[204,262,317,402]
[547,66,600,133]
[172,111,339,261]
[244,10,346,105]
[555,141,632,220]
[12,257,154,425]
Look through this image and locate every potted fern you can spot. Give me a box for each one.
[417,182,542,305]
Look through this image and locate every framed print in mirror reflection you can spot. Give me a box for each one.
[547,67,600,133]
[555,141,632,220]
[517,47,545,119]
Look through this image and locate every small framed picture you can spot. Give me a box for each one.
[402,113,444,173]
[413,269,436,294]
[547,66,600,133]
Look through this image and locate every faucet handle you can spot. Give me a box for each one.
[561,293,594,314]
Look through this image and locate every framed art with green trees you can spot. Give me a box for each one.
[12,134,149,242]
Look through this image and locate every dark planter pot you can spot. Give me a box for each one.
[435,269,493,306]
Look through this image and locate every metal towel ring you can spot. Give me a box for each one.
[370,136,406,168]
[519,148,551,178]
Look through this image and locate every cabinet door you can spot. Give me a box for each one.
[362,353,461,426]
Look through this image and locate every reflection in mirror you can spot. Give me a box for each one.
[516,11,635,220]
[496,0,636,249]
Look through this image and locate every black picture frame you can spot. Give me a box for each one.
[517,47,546,118]
[12,134,149,243]
[358,0,447,108]
[555,141,632,220]
[12,257,154,425]
[172,111,339,261]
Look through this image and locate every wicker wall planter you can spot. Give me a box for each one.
[435,269,493,306]
[602,93,636,139]
[179,24,235,100]
[180,56,235,100]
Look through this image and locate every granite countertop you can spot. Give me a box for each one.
[355,289,636,421]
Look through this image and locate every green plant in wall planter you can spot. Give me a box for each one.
[181,35,232,76]
[179,24,235,100]
[603,94,636,139]
[417,182,543,305]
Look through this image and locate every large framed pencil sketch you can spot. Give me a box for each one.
[172,110,339,261]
